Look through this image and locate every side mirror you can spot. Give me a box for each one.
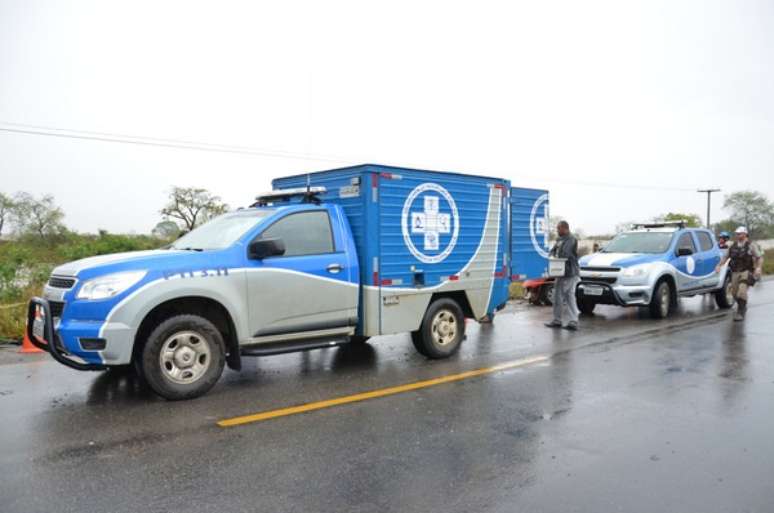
[249,238,286,259]
[677,247,693,257]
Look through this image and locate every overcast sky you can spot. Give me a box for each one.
[2,0,773,235]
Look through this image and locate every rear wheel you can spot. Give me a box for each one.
[411,298,465,359]
[539,283,554,306]
[649,280,672,319]
[714,274,735,309]
[141,314,225,400]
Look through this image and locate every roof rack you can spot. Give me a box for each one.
[631,221,686,230]
[251,186,327,207]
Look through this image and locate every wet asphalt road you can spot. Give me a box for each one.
[1,283,773,513]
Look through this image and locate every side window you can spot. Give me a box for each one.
[677,232,696,254]
[696,232,713,252]
[260,211,335,257]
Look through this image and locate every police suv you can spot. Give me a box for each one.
[577,222,734,318]
[27,164,550,400]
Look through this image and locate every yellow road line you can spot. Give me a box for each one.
[217,354,549,428]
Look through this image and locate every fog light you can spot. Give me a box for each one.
[79,338,106,351]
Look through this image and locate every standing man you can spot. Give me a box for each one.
[545,220,581,331]
[715,226,762,321]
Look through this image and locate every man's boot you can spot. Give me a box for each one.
[734,299,747,321]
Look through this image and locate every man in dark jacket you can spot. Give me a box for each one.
[545,220,580,331]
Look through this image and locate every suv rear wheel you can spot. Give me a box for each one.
[141,314,226,400]
[649,280,672,319]
[411,298,465,359]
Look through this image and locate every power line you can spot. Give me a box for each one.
[0,120,700,193]
[0,122,350,163]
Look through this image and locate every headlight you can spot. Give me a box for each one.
[621,265,650,278]
[76,271,147,300]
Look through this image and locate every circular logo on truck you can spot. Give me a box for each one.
[401,183,460,264]
[529,193,550,259]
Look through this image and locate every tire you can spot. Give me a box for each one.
[140,314,226,400]
[411,298,465,359]
[649,280,672,319]
[578,298,596,315]
[714,274,735,309]
[539,283,554,306]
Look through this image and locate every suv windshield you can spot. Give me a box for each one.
[602,231,675,254]
[170,209,275,251]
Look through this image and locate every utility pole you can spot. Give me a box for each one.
[697,189,721,229]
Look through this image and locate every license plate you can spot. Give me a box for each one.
[583,286,604,296]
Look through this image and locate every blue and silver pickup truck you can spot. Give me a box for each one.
[576,222,733,318]
[28,164,550,400]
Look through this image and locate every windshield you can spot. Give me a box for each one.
[602,231,675,254]
[170,209,275,250]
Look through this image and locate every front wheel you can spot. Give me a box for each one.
[578,298,596,315]
[411,298,465,359]
[714,274,735,309]
[141,314,226,400]
[649,280,673,319]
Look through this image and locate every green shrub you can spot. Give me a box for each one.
[0,233,169,339]
[764,249,774,276]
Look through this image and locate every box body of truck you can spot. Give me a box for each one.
[273,164,511,338]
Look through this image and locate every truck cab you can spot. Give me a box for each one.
[576,222,734,318]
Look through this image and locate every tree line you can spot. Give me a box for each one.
[0,187,229,243]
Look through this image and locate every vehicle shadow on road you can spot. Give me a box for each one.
[86,367,157,405]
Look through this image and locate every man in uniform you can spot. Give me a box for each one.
[545,220,580,331]
[716,226,762,321]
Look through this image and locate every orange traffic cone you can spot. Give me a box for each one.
[19,331,44,353]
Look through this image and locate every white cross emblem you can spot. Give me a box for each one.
[410,195,451,251]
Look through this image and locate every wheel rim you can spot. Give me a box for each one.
[659,285,670,317]
[159,330,211,385]
[546,286,554,304]
[431,309,458,346]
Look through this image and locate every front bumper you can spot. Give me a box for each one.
[577,282,652,306]
[27,297,106,371]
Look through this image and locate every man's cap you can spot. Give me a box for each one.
[719,231,730,238]
[735,226,748,234]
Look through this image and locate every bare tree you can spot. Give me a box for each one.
[160,187,228,231]
[0,192,14,237]
[11,192,66,241]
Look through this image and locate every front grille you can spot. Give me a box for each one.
[581,266,621,273]
[582,277,617,285]
[48,276,76,289]
[49,301,65,318]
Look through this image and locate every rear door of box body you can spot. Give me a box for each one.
[374,168,509,335]
[510,187,550,281]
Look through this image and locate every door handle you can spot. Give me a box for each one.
[326,263,343,274]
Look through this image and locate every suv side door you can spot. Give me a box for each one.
[694,230,720,286]
[244,207,358,342]
[671,230,702,292]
